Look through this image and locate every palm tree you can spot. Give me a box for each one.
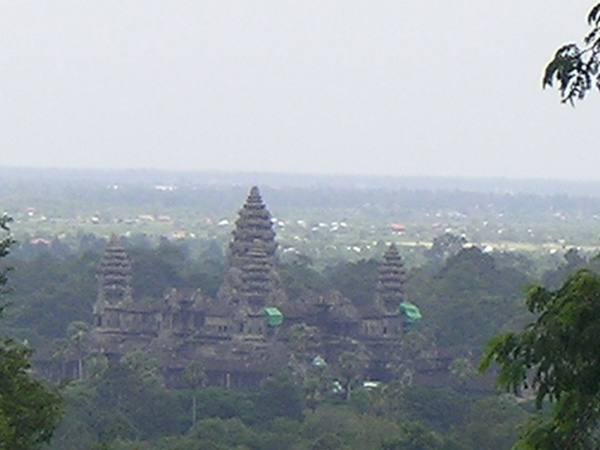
[67,321,90,380]
[183,360,206,427]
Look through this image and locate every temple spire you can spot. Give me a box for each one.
[375,243,406,313]
[97,234,133,304]
[229,186,277,265]
[218,187,287,315]
[239,239,277,311]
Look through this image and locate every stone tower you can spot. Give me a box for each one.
[375,243,406,313]
[93,235,134,330]
[229,186,277,266]
[97,234,133,305]
[238,240,282,312]
[218,187,287,331]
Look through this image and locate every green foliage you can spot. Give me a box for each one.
[50,359,187,449]
[337,352,366,400]
[183,360,206,391]
[49,370,529,450]
[381,422,444,450]
[543,3,600,104]
[122,351,166,389]
[425,232,467,268]
[1,240,226,344]
[128,241,225,300]
[128,245,186,299]
[4,251,99,342]
[279,256,328,300]
[0,340,62,449]
[183,360,206,427]
[0,218,63,449]
[254,371,305,423]
[458,395,528,450]
[287,323,322,356]
[401,386,471,434]
[192,388,256,424]
[97,360,183,440]
[480,270,600,449]
[185,417,258,449]
[324,259,379,307]
[0,215,15,314]
[439,247,527,301]
[0,193,554,449]
[408,247,531,347]
[300,404,398,449]
[541,248,588,290]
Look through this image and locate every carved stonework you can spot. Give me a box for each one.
[219,187,287,316]
[97,234,133,305]
[83,189,423,389]
[375,243,406,314]
[230,186,277,266]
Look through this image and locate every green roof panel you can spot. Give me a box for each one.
[264,307,284,327]
[399,301,422,323]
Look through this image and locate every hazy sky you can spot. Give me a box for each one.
[1,1,600,180]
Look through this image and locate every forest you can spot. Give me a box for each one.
[3,230,537,449]
[2,172,600,448]
[3,1,600,447]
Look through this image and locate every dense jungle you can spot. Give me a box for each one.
[2,170,600,449]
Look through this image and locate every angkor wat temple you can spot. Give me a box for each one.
[82,187,427,388]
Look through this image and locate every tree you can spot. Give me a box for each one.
[253,371,305,423]
[412,246,530,348]
[0,341,63,449]
[93,359,173,441]
[67,321,90,380]
[0,215,15,314]
[480,269,600,449]
[324,259,379,308]
[183,360,206,427]
[425,232,466,267]
[279,254,328,300]
[543,4,600,104]
[0,216,62,449]
[337,352,366,401]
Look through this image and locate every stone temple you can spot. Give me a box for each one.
[85,187,421,388]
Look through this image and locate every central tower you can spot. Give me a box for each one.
[218,186,287,334]
[375,243,406,314]
[229,186,277,266]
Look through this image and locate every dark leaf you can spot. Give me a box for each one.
[588,3,600,26]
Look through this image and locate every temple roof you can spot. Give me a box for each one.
[375,243,406,313]
[230,186,277,264]
[97,235,133,304]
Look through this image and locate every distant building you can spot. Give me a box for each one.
[40,187,439,389]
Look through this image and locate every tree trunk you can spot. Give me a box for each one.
[191,393,197,427]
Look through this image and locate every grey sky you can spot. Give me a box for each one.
[1,1,599,180]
